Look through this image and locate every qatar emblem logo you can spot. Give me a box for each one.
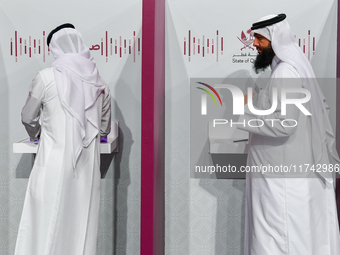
[237,29,254,51]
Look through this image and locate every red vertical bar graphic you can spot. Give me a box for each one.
[101,39,103,55]
[184,38,186,55]
[124,39,127,54]
[188,30,191,62]
[313,37,315,55]
[193,37,195,55]
[105,32,108,62]
[34,39,36,54]
[115,39,117,54]
[25,40,27,54]
[43,31,45,62]
[303,39,305,53]
[129,40,131,54]
[198,39,200,54]
[138,38,140,55]
[120,36,122,58]
[106,31,108,57]
[15,31,17,62]
[38,39,41,54]
[110,38,113,55]
[10,38,13,56]
[216,30,219,62]
[308,30,310,61]
[212,39,214,54]
[299,39,301,47]
[221,37,223,55]
[207,39,209,54]
[134,31,136,62]
[20,38,22,55]
[203,35,205,57]
[29,36,31,58]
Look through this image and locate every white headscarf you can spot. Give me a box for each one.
[49,28,106,168]
[252,15,340,179]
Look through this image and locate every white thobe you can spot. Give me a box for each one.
[239,56,340,255]
[15,67,111,255]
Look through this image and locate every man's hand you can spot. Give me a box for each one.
[244,91,255,105]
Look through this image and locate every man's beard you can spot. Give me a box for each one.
[253,44,275,74]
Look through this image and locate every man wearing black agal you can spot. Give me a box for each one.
[15,24,111,255]
[238,14,340,255]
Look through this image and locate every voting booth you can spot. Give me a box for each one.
[0,1,141,254]
[165,0,338,254]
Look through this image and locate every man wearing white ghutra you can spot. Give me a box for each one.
[239,14,340,254]
[15,24,111,255]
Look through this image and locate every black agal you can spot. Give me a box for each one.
[251,14,286,30]
[47,23,75,46]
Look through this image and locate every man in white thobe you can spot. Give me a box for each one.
[239,14,340,254]
[15,24,111,255]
